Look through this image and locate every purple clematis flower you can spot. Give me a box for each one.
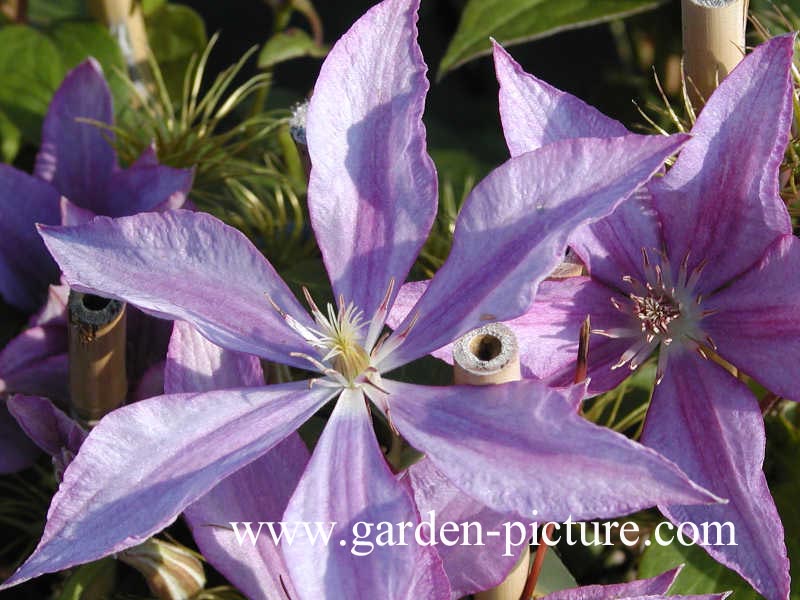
[0,58,193,313]
[0,59,193,472]
[438,36,792,600]
[2,0,719,595]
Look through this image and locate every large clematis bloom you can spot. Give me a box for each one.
[461,35,793,600]
[3,0,719,596]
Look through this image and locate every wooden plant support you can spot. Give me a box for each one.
[453,323,530,600]
[68,291,127,426]
[681,0,748,109]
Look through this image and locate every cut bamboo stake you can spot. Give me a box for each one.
[68,291,127,426]
[681,0,747,109]
[453,323,529,600]
[88,0,152,85]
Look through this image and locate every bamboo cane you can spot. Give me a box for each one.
[68,291,127,426]
[681,0,748,109]
[88,0,151,83]
[452,323,530,600]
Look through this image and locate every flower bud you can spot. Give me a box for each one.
[119,538,206,600]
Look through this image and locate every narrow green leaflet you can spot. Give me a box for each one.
[258,29,327,70]
[439,0,665,78]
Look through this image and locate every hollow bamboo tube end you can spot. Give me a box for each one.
[681,0,747,108]
[453,323,530,599]
[68,291,127,426]
[453,323,521,386]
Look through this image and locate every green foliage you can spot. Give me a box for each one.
[439,0,666,78]
[258,28,327,70]
[0,20,125,155]
[145,2,208,100]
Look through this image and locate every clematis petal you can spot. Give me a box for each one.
[104,162,193,218]
[0,325,68,401]
[386,278,635,395]
[408,458,521,599]
[382,379,719,521]
[641,349,789,600]
[704,235,800,402]
[167,321,307,600]
[0,400,40,474]
[283,388,450,600]
[493,41,627,157]
[652,35,795,294]
[382,134,688,370]
[0,382,335,588]
[164,321,264,393]
[7,395,85,457]
[307,0,437,319]
[59,197,96,226]
[513,278,637,393]
[543,565,680,599]
[34,59,116,214]
[39,210,318,369]
[569,188,664,292]
[0,165,61,311]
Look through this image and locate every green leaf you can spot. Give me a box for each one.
[145,3,208,98]
[49,21,128,108]
[0,108,21,163]
[535,550,578,595]
[141,0,167,16]
[28,0,88,26]
[0,25,64,143]
[257,28,327,70]
[56,557,116,600]
[439,0,665,78]
[640,535,756,598]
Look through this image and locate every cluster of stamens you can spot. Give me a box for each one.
[596,248,715,382]
[266,278,418,390]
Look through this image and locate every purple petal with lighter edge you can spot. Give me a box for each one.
[382,134,688,371]
[167,322,307,600]
[493,41,627,157]
[39,211,318,369]
[0,401,39,474]
[379,379,719,521]
[7,395,85,457]
[307,0,437,320]
[703,235,800,402]
[544,565,680,599]
[0,382,335,589]
[642,349,789,600]
[408,458,521,599]
[0,165,61,311]
[652,35,794,295]
[34,59,116,214]
[283,388,450,600]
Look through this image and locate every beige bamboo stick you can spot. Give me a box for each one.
[453,323,530,600]
[88,0,152,84]
[68,292,127,426]
[681,0,748,109]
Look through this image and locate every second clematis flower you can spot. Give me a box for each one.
[482,34,794,600]
[2,0,720,596]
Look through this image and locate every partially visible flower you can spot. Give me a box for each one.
[391,36,796,600]
[3,0,715,596]
[0,59,194,472]
[0,59,193,313]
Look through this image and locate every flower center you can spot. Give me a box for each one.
[597,249,711,381]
